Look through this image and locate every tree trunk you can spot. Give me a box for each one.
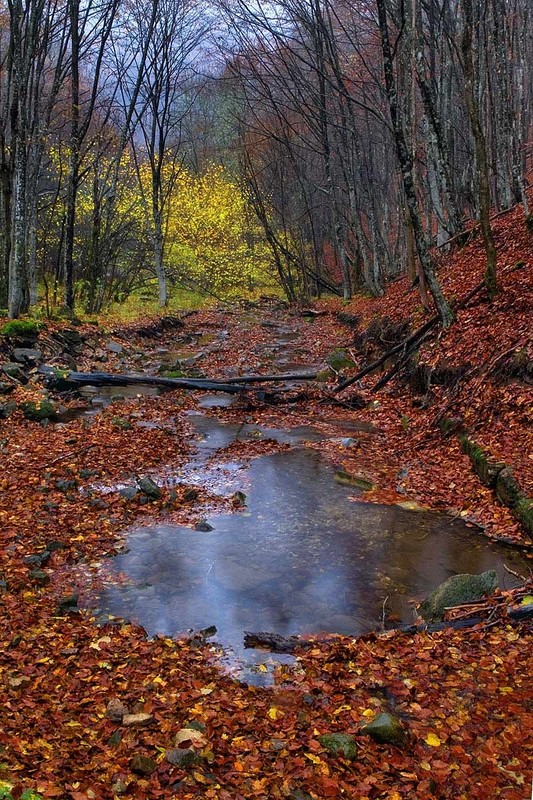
[376,0,454,327]
[461,0,497,300]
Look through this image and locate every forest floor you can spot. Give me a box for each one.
[0,205,532,799]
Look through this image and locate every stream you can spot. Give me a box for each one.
[90,409,529,684]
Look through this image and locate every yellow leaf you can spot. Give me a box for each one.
[362,708,375,717]
[268,707,284,720]
[257,664,268,673]
[520,595,533,605]
[424,733,441,747]
[499,686,513,694]
[305,752,322,764]
[420,761,432,771]
[333,704,351,715]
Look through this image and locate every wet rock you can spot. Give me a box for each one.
[195,520,213,532]
[341,437,357,448]
[105,698,130,722]
[106,340,124,354]
[28,569,50,586]
[0,579,7,592]
[0,380,15,394]
[130,753,157,776]
[119,486,139,500]
[122,712,155,728]
[1,362,27,382]
[56,594,79,614]
[55,478,78,492]
[231,490,246,507]
[12,347,42,364]
[24,551,50,567]
[183,487,199,502]
[166,747,200,768]
[111,780,128,795]
[334,470,373,491]
[318,732,358,760]
[108,730,122,747]
[360,712,407,746]
[419,570,498,622]
[514,496,533,536]
[137,476,162,500]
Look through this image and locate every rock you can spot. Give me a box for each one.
[106,340,124,354]
[1,362,27,382]
[12,347,42,364]
[318,732,358,760]
[119,486,139,500]
[108,730,122,747]
[341,437,357,448]
[418,570,498,622]
[28,569,50,586]
[130,754,157,776]
[166,748,200,768]
[195,520,213,532]
[290,791,314,800]
[0,580,7,592]
[137,476,162,499]
[122,712,155,728]
[183,488,199,502]
[0,401,17,419]
[231,490,246,507]
[514,496,533,536]
[56,594,79,614]
[111,780,128,795]
[105,698,129,722]
[326,349,355,371]
[55,478,78,492]
[334,470,373,491]
[174,727,207,748]
[360,712,407,746]
[0,380,15,394]
[495,468,522,508]
[20,399,57,422]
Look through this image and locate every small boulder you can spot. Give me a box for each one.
[105,698,129,722]
[21,399,57,422]
[326,349,355,371]
[318,732,358,760]
[195,520,213,532]
[174,727,207,748]
[12,347,42,365]
[137,476,162,499]
[419,570,498,622]
[119,486,139,501]
[1,362,27,382]
[28,569,50,586]
[495,468,522,508]
[360,712,407,746]
[106,340,124,354]
[122,712,155,728]
[130,753,157,776]
[166,748,200,768]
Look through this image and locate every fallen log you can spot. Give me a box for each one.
[38,366,245,394]
[243,631,312,653]
[38,366,319,394]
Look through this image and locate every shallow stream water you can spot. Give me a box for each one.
[93,412,529,682]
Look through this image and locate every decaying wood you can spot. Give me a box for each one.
[39,366,245,394]
[38,366,318,394]
[243,631,312,653]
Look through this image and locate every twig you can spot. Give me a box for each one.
[30,443,97,470]
[503,564,528,581]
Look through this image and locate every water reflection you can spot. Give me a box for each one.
[96,445,528,656]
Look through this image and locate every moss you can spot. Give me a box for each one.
[21,400,56,422]
[318,733,358,760]
[326,348,355,371]
[334,470,374,491]
[1,319,40,338]
[460,436,504,487]
[513,496,533,537]
[495,468,522,508]
[419,570,498,622]
[111,416,133,430]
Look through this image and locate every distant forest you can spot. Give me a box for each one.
[0,0,531,319]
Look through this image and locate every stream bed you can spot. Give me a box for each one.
[92,412,529,683]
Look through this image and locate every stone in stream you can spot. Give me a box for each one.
[418,570,498,622]
[137,476,162,500]
[318,732,358,760]
[360,712,407,746]
[1,362,27,382]
[326,348,356,371]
